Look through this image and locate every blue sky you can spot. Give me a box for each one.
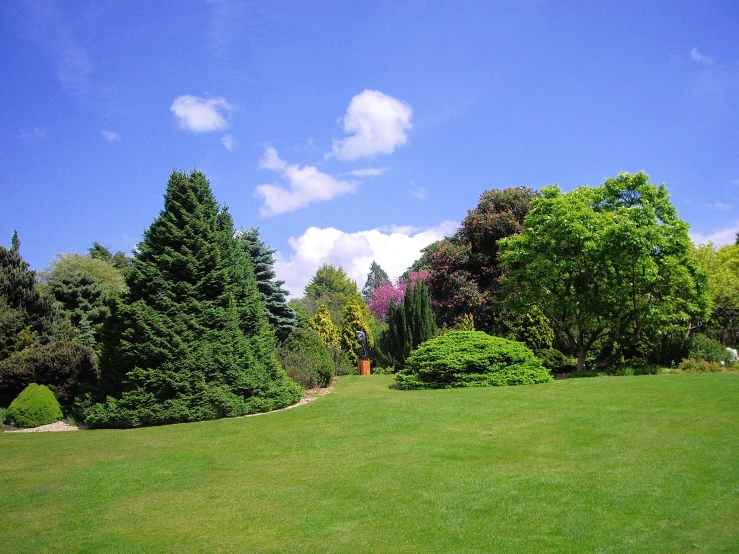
[1,1,737,296]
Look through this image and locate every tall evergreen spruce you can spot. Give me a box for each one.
[236,228,297,343]
[85,170,301,428]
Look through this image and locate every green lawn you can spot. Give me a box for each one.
[1,374,738,553]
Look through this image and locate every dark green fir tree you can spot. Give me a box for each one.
[84,170,301,428]
[0,231,65,350]
[236,228,297,343]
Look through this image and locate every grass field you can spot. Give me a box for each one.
[1,374,738,553]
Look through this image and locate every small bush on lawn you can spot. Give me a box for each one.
[675,358,725,374]
[277,328,334,388]
[4,383,63,428]
[395,331,552,390]
[0,341,98,409]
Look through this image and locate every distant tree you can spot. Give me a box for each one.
[339,295,375,363]
[500,172,709,371]
[368,271,430,323]
[236,228,297,342]
[308,304,340,347]
[288,299,311,328]
[0,232,66,350]
[41,253,127,348]
[88,242,132,271]
[694,242,739,347]
[424,187,536,332]
[303,264,360,326]
[84,170,301,428]
[362,261,390,303]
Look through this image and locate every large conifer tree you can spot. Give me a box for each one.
[236,228,297,343]
[85,170,301,428]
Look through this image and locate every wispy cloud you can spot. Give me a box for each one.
[274,221,458,296]
[328,90,413,161]
[699,201,732,211]
[221,134,238,151]
[101,130,120,142]
[690,48,713,65]
[410,186,429,200]
[347,167,387,177]
[18,127,47,141]
[171,95,234,132]
[690,223,739,245]
[255,147,358,216]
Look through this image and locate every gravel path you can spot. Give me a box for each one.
[4,383,334,433]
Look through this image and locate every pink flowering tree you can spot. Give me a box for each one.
[368,271,431,323]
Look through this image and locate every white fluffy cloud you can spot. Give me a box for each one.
[273,221,458,297]
[101,130,120,142]
[690,48,713,65]
[690,223,739,245]
[170,95,233,132]
[255,147,357,216]
[329,90,413,161]
[221,134,238,151]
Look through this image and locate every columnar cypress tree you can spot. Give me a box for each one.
[380,277,437,370]
[236,228,297,342]
[84,170,301,428]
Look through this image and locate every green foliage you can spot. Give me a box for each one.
[0,297,36,359]
[288,299,310,329]
[423,187,536,331]
[536,348,577,374]
[41,253,127,348]
[0,233,67,349]
[687,334,731,364]
[88,242,133,271]
[339,295,375,363]
[4,383,63,428]
[694,243,739,347]
[84,170,301,428]
[277,328,334,388]
[500,172,709,371]
[456,313,476,331]
[511,305,554,351]
[330,345,354,376]
[676,358,725,374]
[395,330,552,389]
[308,304,340,347]
[380,278,437,371]
[236,228,297,343]
[303,264,359,326]
[0,340,98,409]
[362,260,390,302]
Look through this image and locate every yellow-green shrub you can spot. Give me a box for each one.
[4,383,63,428]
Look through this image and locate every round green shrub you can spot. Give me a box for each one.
[277,328,335,388]
[395,331,553,390]
[4,383,63,428]
[0,341,98,409]
[688,334,730,364]
[676,358,724,374]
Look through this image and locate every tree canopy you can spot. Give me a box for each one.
[499,172,708,370]
[361,261,390,303]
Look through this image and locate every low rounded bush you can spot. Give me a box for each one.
[535,348,577,374]
[4,383,63,428]
[277,328,335,388]
[676,358,724,374]
[0,341,98,408]
[395,331,553,390]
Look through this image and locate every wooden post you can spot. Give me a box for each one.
[357,359,370,375]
